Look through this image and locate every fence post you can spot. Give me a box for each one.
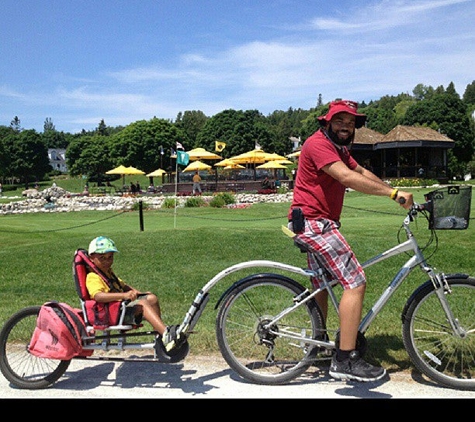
[139,200,144,231]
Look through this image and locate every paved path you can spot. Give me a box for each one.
[2,353,475,399]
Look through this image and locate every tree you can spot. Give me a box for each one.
[2,129,51,183]
[403,91,475,175]
[96,119,109,136]
[109,117,186,174]
[66,135,114,183]
[174,110,208,147]
[462,80,475,106]
[196,109,274,158]
[43,118,55,133]
[412,84,435,101]
[266,107,311,154]
[10,116,22,133]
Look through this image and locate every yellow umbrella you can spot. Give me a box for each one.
[265,153,290,162]
[105,165,145,186]
[256,161,289,169]
[214,158,237,167]
[224,163,245,169]
[186,147,222,161]
[287,150,301,158]
[274,158,293,165]
[105,165,128,175]
[125,166,145,175]
[229,149,271,164]
[182,160,212,172]
[146,168,166,177]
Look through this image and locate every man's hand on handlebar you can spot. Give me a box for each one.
[396,190,413,209]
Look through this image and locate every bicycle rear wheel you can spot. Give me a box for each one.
[216,273,325,385]
[0,306,71,389]
[402,277,475,390]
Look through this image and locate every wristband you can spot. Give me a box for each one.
[390,188,399,201]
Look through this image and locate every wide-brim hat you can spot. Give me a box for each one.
[318,100,366,129]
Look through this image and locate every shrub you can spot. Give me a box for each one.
[131,201,149,211]
[209,195,227,208]
[185,196,206,207]
[390,178,439,188]
[162,198,177,209]
[214,192,236,205]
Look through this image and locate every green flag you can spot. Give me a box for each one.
[177,151,190,166]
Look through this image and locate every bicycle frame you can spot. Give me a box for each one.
[179,205,462,345]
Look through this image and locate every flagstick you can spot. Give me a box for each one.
[174,158,178,229]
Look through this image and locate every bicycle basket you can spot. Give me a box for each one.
[424,185,472,230]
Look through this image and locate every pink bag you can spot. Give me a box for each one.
[29,301,92,360]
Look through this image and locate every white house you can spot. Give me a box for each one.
[48,148,68,173]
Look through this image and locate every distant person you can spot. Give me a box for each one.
[135,181,141,193]
[192,171,202,195]
[261,177,271,189]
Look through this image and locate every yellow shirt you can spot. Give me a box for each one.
[193,173,201,183]
[86,271,126,300]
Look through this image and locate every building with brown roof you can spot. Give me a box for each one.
[351,125,454,181]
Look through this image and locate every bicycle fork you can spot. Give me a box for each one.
[426,270,467,338]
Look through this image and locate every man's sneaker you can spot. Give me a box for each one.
[162,325,182,352]
[329,350,386,382]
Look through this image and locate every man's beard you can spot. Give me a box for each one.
[327,126,354,146]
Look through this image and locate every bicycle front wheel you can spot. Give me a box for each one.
[402,277,475,390]
[0,306,71,389]
[216,274,325,385]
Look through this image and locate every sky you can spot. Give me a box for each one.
[1,0,475,134]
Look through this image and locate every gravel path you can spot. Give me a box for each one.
[2,352,475,399]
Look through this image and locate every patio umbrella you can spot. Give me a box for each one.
[229,149,271,164]
[228,149,274,180]
[105,165,128,175]
[264,153,290,162]
[146,168,166,184]
[146,168,166,177]
[224,163,245,169]
[182,160,212,172]
[274,158,293,165]
[256,161,289,170]
[186,148,222,161]
[256,160,289,181]
[214,158,237,167]
[105,165,145,186]
[287,150,301,158]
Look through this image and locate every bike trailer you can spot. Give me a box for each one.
[424,185,472,230]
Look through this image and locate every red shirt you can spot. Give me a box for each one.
[289,129,358,222]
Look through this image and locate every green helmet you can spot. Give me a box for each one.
[88,236,119,254]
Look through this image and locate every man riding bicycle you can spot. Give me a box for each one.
[289,100,413,382]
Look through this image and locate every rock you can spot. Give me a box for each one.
[0,191,294,215]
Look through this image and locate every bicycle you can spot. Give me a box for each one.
[213,185,475,390]
[0,186,473,390]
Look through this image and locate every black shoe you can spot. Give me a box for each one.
[329,350,386,382]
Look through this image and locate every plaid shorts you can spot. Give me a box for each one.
[295,218,366,290]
